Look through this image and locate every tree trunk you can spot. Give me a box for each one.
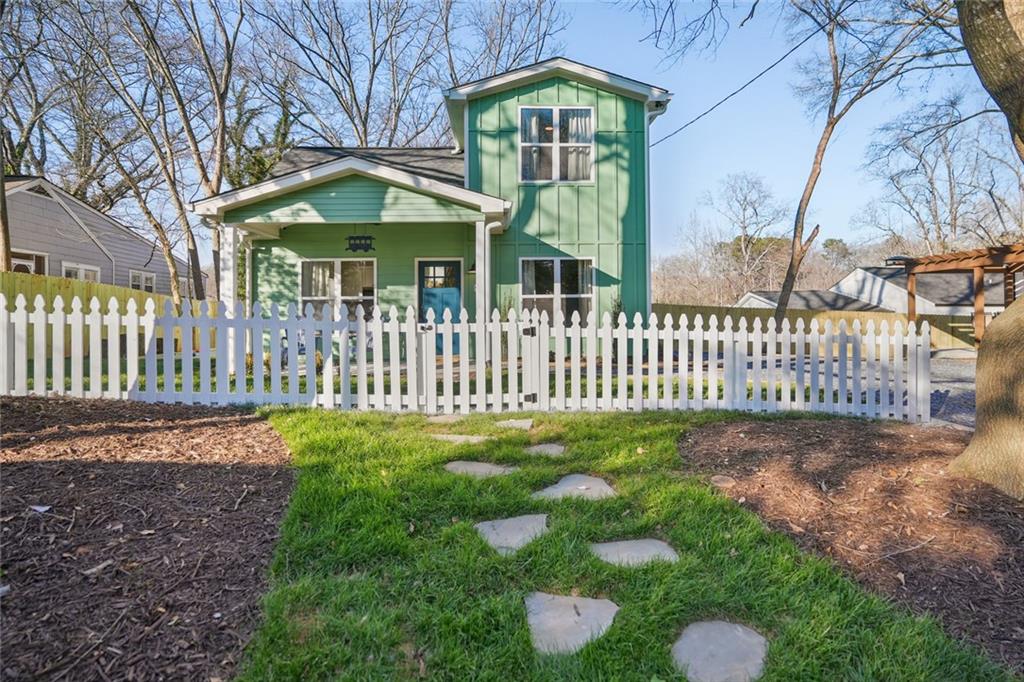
[949,296,1024,499]
[0,161,10,272]
[956,0,1024,165]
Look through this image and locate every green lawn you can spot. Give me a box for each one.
[242,409,1011,680]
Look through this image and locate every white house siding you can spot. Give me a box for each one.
[7,189,113,282]
[829,268,1002,316]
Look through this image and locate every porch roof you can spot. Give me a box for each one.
[191,155,509,229]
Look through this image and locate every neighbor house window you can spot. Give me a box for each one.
[62,262,100,283]
[300,259,376,319]
[129,270,156,293]
[521,257,594,322]
[11,250,46,275]
[520,106,593,182]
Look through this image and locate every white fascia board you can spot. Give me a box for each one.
[191,157,509,220]
[443,58,671,103]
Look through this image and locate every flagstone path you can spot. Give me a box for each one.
[437,421,768,679]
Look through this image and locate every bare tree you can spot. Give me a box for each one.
[247,0,566,147]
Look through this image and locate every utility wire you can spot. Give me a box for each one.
[650,18,837,148]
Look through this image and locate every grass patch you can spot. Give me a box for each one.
[242,410,1012,680]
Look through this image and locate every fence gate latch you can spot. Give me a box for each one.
[522,326,537,337]
[524,392,538,403]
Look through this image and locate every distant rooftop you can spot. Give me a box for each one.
[749,290,885,312]
[858,266,1004,306]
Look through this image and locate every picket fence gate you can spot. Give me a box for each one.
[0,293,932,422]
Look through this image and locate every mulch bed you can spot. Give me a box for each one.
[1,397,294,681]
[681,419,1024,674]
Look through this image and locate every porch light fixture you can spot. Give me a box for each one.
[346,235,375,252]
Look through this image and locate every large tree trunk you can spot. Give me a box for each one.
[949,296,1024,499]
[951,0,1024,497]
[957,0,1024,164]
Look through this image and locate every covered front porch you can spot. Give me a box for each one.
[191,155,510,324]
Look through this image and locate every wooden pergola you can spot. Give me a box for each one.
[902,242,1024,345]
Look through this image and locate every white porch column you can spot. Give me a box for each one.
[474,220,488,323]
[220,224,240,369]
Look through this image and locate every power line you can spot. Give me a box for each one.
[650,21,833,148]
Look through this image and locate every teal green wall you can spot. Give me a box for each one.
[466,76,648,318]
[225,174,483,224]
[251,223,476,315]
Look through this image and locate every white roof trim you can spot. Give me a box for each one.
[191,156,510,220]
[444,57,671,102]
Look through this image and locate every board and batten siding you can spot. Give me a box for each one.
[466,76,648,317]
[224,174,484,225]
[251,222,476,314]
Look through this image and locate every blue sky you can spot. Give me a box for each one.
[559,1,975,255]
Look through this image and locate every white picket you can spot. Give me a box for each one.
[692,315,704,411]
[372,307,385,410]
[808,320,820,412]
[489,309,502,412]
[179,300,193,404]
[507,309,520,412]
[878,320,890,419]
[851,320,863,416]
[864,320,877,418]
[677,314,689,410]
[735,317,748,411]
[780,319,792,411]
[750,318,762,412]
[91,298,107,400]
[51,297,66,396]
[585,311,598,411]
[441,308,454,413]
[600,312,612,410]
[793,318,805,411]
[404,307,418,411]
[554,310,566,410]
[616,312,628,410]
[538,310,552,411]
[0,294,9,395]
[918,322,931,423]
[390,307,404,412]
[836,321,849,415]
[569,311,581,410]
[661,313,674,409]
[906,322,918,422]
[764,318,776,413]
[631,313,644,412]
[32,295,47,395]
[458,309,471,414]
[646,312,659,410]
[721,316,734,409]
[822,321,834,413]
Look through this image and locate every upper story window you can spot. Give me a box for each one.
[130,270,156,293]
[520,107,593,183]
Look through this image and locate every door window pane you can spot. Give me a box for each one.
[423,265,457,288]
[522,259,554,295]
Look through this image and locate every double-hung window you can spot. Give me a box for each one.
[129,270,156,293]
[521,257,594,323]
[520,106,593,182]
[299,259,376,319]
[62,262,100,283]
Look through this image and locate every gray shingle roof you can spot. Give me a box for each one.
[750,290,886,311]
[858,266,1004,306]
[269,147,464,187]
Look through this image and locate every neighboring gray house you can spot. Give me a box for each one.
[4,175,203,296]
[736,265,1007,315]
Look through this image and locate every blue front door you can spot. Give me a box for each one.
[418,260,461,352]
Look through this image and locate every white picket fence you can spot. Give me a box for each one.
[0,293,932,422]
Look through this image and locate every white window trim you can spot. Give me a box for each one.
[11,249,48,275]
[297,258,378,315]
[413,257,465,322]
[62,261,101,282]
[518,256,596,321]
[518,105,595,185]
[129,269,157,293]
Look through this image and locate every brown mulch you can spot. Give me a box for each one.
[681,418,1024,673]
[0,397,294,681]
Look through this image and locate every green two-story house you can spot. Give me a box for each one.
[192,58,671,325]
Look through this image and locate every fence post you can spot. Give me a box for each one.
[474,306,486,412]
[490,309,502,413]
[423,307,437,414]
[539,310,552,411]
[441,307,454,414]
[458,308,470,414]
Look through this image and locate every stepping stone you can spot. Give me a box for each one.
[496,418,533,430]
[431,434,490,445]
[671,620,768,682]
[525,443,565,457]
[474,514,548,556]
[531,474,616,501]
[444,461,518,478]
[710,474,737,490]
[427,414,463,424]
[589,539,679,567]
[524,591,619,654]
